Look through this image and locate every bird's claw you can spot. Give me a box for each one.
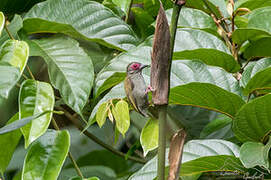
[145,85,155,95]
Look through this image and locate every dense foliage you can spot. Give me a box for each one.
[1,0,271,179]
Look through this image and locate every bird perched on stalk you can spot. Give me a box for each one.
[124,62,153,117]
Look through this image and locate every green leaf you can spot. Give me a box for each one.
[186,0,229,19]
[112,100,130,136]
[243,37,271,59]
[244,66,271,95]
[235,0,271,11]
[22,129,70,180]
[96,102,109,128]
[140,118,158,156]
[0,39,29,98]
[233,94,271,142]
[231,28,271,46]
[165,7,216,31]
[131,7,154,39]
[59,166,116,180]
[0,15,23,45]
[200,114,233,140]
[240,137,271,169]
[112,0,131,15]
[143,0,172,17]
[19,79,54,148]
[26,36,93,116]
[23,0,139,51]
[173,49,240,73]
[0,113,22,175]
[169,83,245,118]
[129,139,242,180]
[240,58,271,87]
[0,111,52,135]
[0,0,44,15]
[0,12,4,36]
[247,7,271,34]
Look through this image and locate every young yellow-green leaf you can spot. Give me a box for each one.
[112,100,130,136]
[169,83,245,119]
[22,130,70,180]
[244,66,271,95]
[0,40,29,98]
[233,94,271,142]
[0,113,22,175]
[140,118,158,156]
[0,12,4,36]
[96,102,109,128]
[240,137,271,169]
[19,80,54,148]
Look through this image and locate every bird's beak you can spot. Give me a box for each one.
[140,64,150,70]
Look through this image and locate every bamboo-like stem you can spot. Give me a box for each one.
[51,118,84,178]
[157,105,167,180]
[55,106,147,164]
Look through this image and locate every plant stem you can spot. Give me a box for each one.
[26,65,35,80]
[51,118,84,178]
[157,105,167,180]
[55,106,147,164]
[125,0,134,23]
[4,19,15,40]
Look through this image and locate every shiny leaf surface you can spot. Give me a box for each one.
[26,36,93,115]
[112,100,130,136]
[22,130,70,180]
[23,0,139,51]
[0,12,4,36]
[19,80,54,148]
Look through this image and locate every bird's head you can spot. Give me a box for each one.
[126,62,150,75]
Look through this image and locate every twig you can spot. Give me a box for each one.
[26,65,35,80]
[4,19,14,40]
[51,118,84,178]
[55,106,147,164]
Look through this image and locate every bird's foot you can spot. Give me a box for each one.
[145,85,155,95]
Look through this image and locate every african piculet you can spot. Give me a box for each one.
[124,62,153,117]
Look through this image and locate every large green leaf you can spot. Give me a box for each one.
[23,0,139,51]
[240,58,271,87]
[19,80,54,148]
[235,0,271,11]
[247,7,271,34]
[185,0,229,19]
[26,36,93,115]
[0,39,29,98]
[0,15,23,45]
[129,139,242,180]
[200,114,233,140]
[240,137,271,169]
[112,0,131,15]
[231,29,271,46]
[233,94,271,142]
[173,49,239,73]
[165,7,216,31]
[0,113,22,175]
[243,37,271,59]
[22,130,70,180]
[0,12,4,36]
[140,118,158,156]
[243,66,271,95]
[169,83,245,118]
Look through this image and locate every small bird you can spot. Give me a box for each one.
[124,62,151,117]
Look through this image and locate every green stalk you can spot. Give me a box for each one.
[157,105,167,180]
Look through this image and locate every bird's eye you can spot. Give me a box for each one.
[131,64,139,70]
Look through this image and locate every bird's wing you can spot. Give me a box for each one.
[124,76,139,112]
